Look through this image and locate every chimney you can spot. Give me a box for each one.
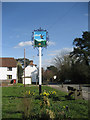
[29,60,33,65]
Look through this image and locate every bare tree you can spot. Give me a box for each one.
[54,52,73,82]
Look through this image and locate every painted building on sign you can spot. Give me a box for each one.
[0,58,17,82]
[22,60,38,84]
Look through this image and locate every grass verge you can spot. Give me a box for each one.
[2,85,88,119]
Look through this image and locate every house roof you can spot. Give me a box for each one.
[0,58,17,67]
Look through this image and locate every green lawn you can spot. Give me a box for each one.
[2,85,88,120]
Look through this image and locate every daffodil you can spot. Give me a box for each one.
[29,90,30,94]
[63,106,66,109]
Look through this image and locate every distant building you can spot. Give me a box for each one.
[0,58,17,82]
[22,60,38,84]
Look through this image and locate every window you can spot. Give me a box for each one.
[7,67,12,71]
[7,75,12,79]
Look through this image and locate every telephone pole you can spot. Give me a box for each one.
[24,48,25,87]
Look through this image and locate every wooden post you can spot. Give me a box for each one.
[24,48,25,87]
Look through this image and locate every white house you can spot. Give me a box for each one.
[0,58,17,83]
[22,60,38,84]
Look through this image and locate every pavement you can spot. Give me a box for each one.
[47,84,89,100]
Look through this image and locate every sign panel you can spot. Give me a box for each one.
[34,31,47,47]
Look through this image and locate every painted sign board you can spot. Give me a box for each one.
[33,31,47,47]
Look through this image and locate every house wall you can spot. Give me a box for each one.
[0,67,17,80]
[23,77,32,84]
[24,65,38,83]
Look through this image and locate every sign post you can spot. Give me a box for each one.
[39,47,42,94]
[32,28,49,95]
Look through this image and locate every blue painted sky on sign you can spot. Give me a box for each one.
[2,2,88,68]
[34,31,46,41]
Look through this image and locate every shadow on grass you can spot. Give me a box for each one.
[5,111,23,114]
[2,118,88,120]
[2,96,31,99]
[3,95,20,97]
[35,94,75,102]
[3,94,75,102]
[2,118,22,120]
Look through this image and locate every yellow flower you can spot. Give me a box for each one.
[29,90,30,94]
[43,92,45,95]
[46,93,50,96]
[63,106,65,109]
[52,91,56,94]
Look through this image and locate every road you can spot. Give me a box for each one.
[47,84,89,100]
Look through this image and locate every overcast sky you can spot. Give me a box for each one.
[2,1,88,68]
